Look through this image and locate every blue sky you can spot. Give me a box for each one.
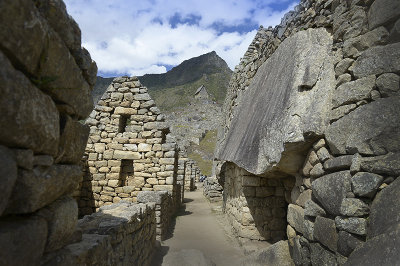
[64,0,298,77]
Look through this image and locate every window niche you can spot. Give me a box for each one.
[120,159,134,186]
[118,115,130,133]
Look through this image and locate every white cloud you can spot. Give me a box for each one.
[64,0,299,76]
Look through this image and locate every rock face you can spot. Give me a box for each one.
[215,0,400,265]
[217,28,334,175]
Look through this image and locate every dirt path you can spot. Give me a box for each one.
[151,187,246,266]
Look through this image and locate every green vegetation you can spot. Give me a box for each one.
[148,72,230,111]
[188,130,218,176]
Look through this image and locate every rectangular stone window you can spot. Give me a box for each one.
[118,115,130,133]
[120,159,134,186]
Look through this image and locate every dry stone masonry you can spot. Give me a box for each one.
[215,0,400,265]
[203,176,224,202]
[76,77,181,216]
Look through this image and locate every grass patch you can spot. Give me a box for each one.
[187,152,213,176]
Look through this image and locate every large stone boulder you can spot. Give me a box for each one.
[216,28,335,175]
[326,97,400,156]
[240,241,294,266]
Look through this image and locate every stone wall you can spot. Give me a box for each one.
[42,202,156,266]
[75,77,180,216]
[0,0,97,264]
[203,176,224,202]
[215,0,400,264]
[138,191,174,241]
[184,160,197,191]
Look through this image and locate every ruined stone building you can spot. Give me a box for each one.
[214,0,400,264]
[194,85,209,100]
[0,0,199,265]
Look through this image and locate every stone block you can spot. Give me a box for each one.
[5,165,82,214]
[337,231,364,257]
[287,204,305,235]
[37,196,78,252]
[159,158,175,165]
[314,217,338,252]
[340,198,369,217]
[333,75,376,108]
[316,147,330,162]
[0,52,60,156]
[256,187,274,197]
[133,93,151,101]
[113,150,141,160]
[376,73,400,97]
[304,200,326,217]
[295,190,312,208]
[323,155,353,172]
[344,227,400,266]
[368,177,400,238]
[351,172,383,198]
[312,171,351,215]
[353,43,400,78]
[335,216,367,236]
[310,243,337,266]
[114,107,137,115]
[309,163,324,178]
[368,0,400,30]
[57,116,89,163]
[153,185,173,192]
[360,152,400,176]
[343,26,389,57]
[0,216,47,266]
[0,146,17,215]
[242,176,260,187]
[138,143,152,152]
[12,149,34,170]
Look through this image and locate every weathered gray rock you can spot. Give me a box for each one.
[12,149,34,170]
[344,227,400,266]
[312,171,351,215]
[216,28,335,175]
[389,18,400,43]
[33,155,54,166]
[57,115,90,164]
[37,196,78,252]
[360,152,400,176]
[0,51,60,156]
[337,231,364,257]
[368,177,400,238]
[343,26,389,57]
[333,4,367,41]
[330,104,357,122]
[316,147,331,162]
[340,198,369,216]
[137,191,168,204]
[326,97,400,155]
[335,58,354,76]
[0,217,47,266]
[332,75,375,108]
[376,73,400,97]
[163,249,215,266]
[0,146,17,215]
[336,74,352,87]
[353,43,400,78]
[335,216,367,236]
[309,163,325,178]
[314,217,338,252]
[291,236,311,266]
[323,155,354,172]
[5,165,82,214]
[310,243,337,266]
[295,190,312,207]
[241,241,294,266]
[304,200,326,217]
[351,172,383,198]
[368,0,400,30]
[287,204,306,235]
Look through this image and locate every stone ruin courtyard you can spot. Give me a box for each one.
[1,0,400,265]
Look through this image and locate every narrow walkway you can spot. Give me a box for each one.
[151,187,245,266]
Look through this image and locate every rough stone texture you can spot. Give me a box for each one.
[0,217,48,266]
[337,231,364,257]
[287,204,305,235]
[344,227,400,266]
[360,152,400,176]
[368,0,400,30]
[368,177,400,238]
[340,198,369,217]
[0,51,60,156]
[37,196,78,252]
[312,171,351,215]
[335,217,367,236]
[217,28,334,175]
[323,155,354,172]
[304,200,326,217]
[314,216,338,252]
[353,43,400,78]
[352,172,384,198]
[310,243,337,266]
[5,164,82,214]
[332,75,376,108]
[326,97,400,155]
[0,146,17,215]
[376,73,400,97]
